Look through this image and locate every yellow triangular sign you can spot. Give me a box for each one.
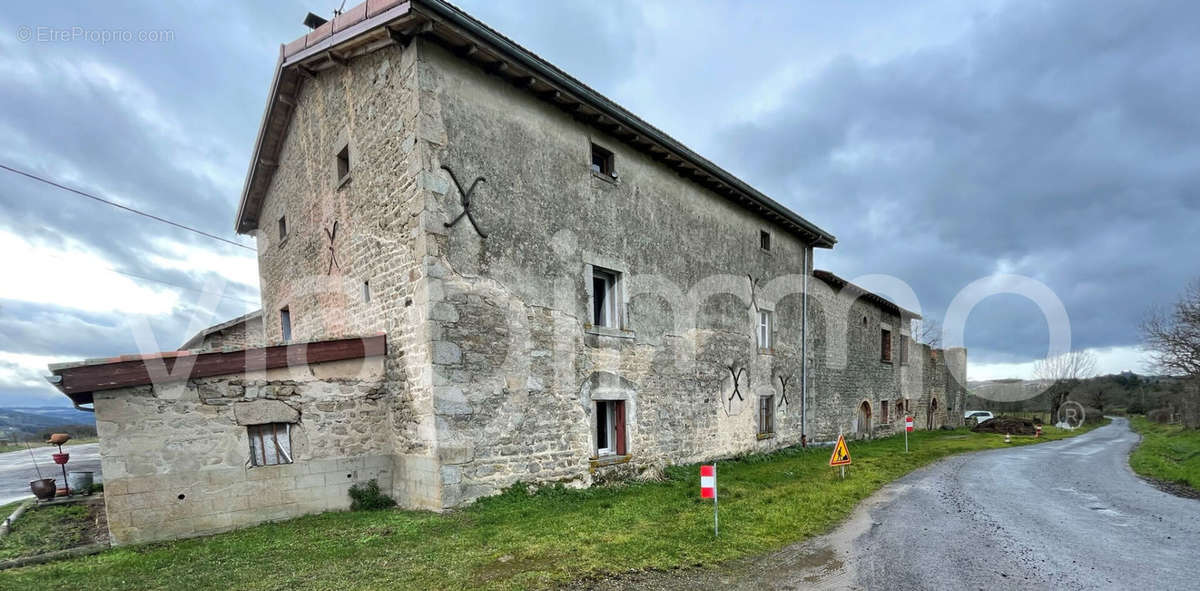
[829,434,852,467]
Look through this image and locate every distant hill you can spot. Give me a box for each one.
[0,407,96,442]
[966,373,1187,414]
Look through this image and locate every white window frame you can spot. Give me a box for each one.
[596,400,618,456]
[757,309,773,350]
[591,267,620,329]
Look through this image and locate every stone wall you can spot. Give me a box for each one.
[415,41,859,507]
[95,357,390,545]
[251,40,444,508]
[192,314,264,351]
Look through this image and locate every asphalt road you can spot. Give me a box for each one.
[590,418,1200,590]
[0,443,101,505]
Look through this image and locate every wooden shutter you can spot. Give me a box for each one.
[614,400,627,456]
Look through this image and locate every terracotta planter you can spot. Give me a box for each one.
[52,453,69,465]
[29,478,56,500]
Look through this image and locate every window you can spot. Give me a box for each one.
[590,143,615,178]
[757,310,773,350]
[758,395,775,436]
[336,144,350,184]
[278,216,287,242]
[595,400,626,456]
[900,334,910,365]
[881,328,892,362]
[363,280,371,303]
[895,399,904,417]
[248,423,293,467]
[280,307,292,343]
[760,230,771,251]
[882,400,889,423]
[591,267,619,328]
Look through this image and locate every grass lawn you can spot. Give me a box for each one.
[0,501,99,561]
[1128,415,1200,490]
[4,423,1101,589]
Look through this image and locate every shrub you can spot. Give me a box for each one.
[348,479,396,511]
[1148,408,1174,424]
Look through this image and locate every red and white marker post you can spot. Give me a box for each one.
[905,416,914,452]
[701,464,718,536]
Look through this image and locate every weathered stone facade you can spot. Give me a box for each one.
[247,35,967,509]
[95,356,390,545]
[60,1,969,546]
[179,310,264,352]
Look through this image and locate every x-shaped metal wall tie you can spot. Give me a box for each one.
[441,165,488,238]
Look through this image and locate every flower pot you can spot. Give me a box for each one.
[52,453,69,465]
[30,478,56,500]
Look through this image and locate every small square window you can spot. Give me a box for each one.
[757,310,773,350]
[758,395,775,436]
[363,280,371,303]
[881,328,892,362]
[590,143,615,178]
[248,423,293,467]
[591,267,620,328]
[280,307,292,343]
[595,400,626,456]
[278,216,288,242]
[760,230,771,251]
[336,144,350,184]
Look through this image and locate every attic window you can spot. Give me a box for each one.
[590,143,615,178]
[336,144,350,186]
[760,230,771,251]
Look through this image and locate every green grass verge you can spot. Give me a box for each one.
[3,424,1102,589]
[0,503,94,561]
[1128,415,1200,490]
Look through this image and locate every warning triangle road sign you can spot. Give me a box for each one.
[829,434,852,467]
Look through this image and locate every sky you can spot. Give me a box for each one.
[1,0,1197,406]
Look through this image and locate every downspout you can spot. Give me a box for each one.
[45,375,94,413]
[801,245,809,445]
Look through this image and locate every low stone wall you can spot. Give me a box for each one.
[95,357,392,545]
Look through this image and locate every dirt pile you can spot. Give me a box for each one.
[971,416,1038,435]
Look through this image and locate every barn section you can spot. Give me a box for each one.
[47,335,394,545]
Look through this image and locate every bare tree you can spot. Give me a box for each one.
[1034,350,1098,422]
[1142,280,1200,426]
[1141,280,1200,378]
[912,318,941,348]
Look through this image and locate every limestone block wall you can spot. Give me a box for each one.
[95,357,391,545]
[251,40,445,508]
[414,41,819,507]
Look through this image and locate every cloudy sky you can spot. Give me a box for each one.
[1,0,1197,406]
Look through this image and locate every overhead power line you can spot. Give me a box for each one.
[0,163,256,252]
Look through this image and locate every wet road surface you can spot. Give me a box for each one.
[0,443,101,504]
[587,418,1199,590]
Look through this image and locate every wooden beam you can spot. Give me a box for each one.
[387,27,411,47]
[297,65,317,80]
[459,43,478,58]
[53,335,387,396]
[277,94,296,107]
[326,51,349,67]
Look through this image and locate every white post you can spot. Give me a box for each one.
[713,462,719,537]
[905,425,909,453]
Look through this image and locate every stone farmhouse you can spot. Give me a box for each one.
[48,0,965,545]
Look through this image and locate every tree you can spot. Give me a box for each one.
[912,318,941,348]
[1142,280,1200,427]
[1141,280,1200,378]
[1034,350,1098,423]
